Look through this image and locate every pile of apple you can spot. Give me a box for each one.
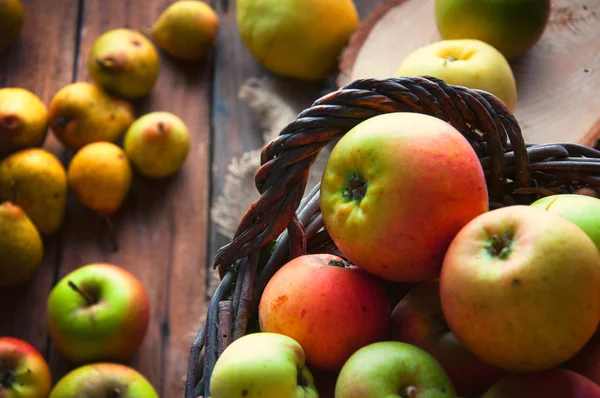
[209,112,600,398]
[0,262,159,397]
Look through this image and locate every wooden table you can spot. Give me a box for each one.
[0,1,380,396]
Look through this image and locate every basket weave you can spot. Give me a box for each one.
[185,76,600,398]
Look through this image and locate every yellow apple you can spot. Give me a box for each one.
[395,39,517,112]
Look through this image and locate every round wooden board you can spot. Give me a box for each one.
[338,0,600,146]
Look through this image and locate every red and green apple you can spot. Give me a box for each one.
[46,262,150,364]
[49,362,158,398]
[320,112,488,283]
[0,337,52,398]
[259,253,391,372]
[440,205,600,372]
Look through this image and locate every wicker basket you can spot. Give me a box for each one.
[185,76,600,398]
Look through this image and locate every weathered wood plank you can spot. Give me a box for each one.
[45,1,212,396]
[0,0,79,359]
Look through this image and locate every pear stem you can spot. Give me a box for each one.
[104,216,119,252]
[67,281,95,306]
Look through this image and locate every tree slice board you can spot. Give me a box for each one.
[338,0,600,146]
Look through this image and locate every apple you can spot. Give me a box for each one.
[320,112,488,283]
[0,337,52,398]
[210,332,319,398]
[395,39,517,111]
[258,253,391,372]
[391,279,504,397]
[565,330,600,385]
[46,262,150,364]
[481,368,600,397]
[335,341,456,397]
[435,0,551,60]
[530,194,600,251]
[49,362,158,398]
[440,205,600,372]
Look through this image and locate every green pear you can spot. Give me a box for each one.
[87,28,160,99]
[151,0,220,61]
[0,148,67,235]
[0,87,48,158]
[0,201,43,287]
[531,194,600,252]
[48,82,135,150]
[0,0,24,53]
[123,111,190,179]
[67,142,132,215]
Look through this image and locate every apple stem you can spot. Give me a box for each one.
[110,388,121,397]
[67,280,95,306]
[96,57,115,71]
[157,122,166,134]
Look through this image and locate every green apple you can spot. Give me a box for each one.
[530,194,600,252]
[440,205,600,372]
[210,332,319,398]
[435,0,551,60]
[0,337,52,398]
[395,39,517,111]
[335,341,456,398]
[49,362,158,398]
[46,262,150,364]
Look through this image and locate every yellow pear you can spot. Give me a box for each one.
[151,0,220,61]
[236,0,359,81]
[123,111,191,178]
[0,87,48,158]
[0,0,24,53]
[0,201,43,287]
[67,142,132,215]
[0,148,68,235]
[87,29,160,99]
[48,82,135,150]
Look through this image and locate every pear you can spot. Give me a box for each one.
[87,28,160,99]
[123,111,191,179]
[151,0,220,61]
[0,148,68,235]
[67,142,132,215]
[48,82,135,150]
[0,201,43,287]
[0,0,24,53]
[0,87,48,158]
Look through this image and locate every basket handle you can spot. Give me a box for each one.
[213,75,531,278]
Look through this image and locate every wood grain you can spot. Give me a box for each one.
[0,0,79,358]
[43,1,212,396]
[338,0,600,146]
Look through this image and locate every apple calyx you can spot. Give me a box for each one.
[400,385,418,398]
[296,366,309,388]
[342,172,367,202]
[67,280,98,306]
[0,369,16,389]
[328,259,351,268]
[486,231,513,260]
